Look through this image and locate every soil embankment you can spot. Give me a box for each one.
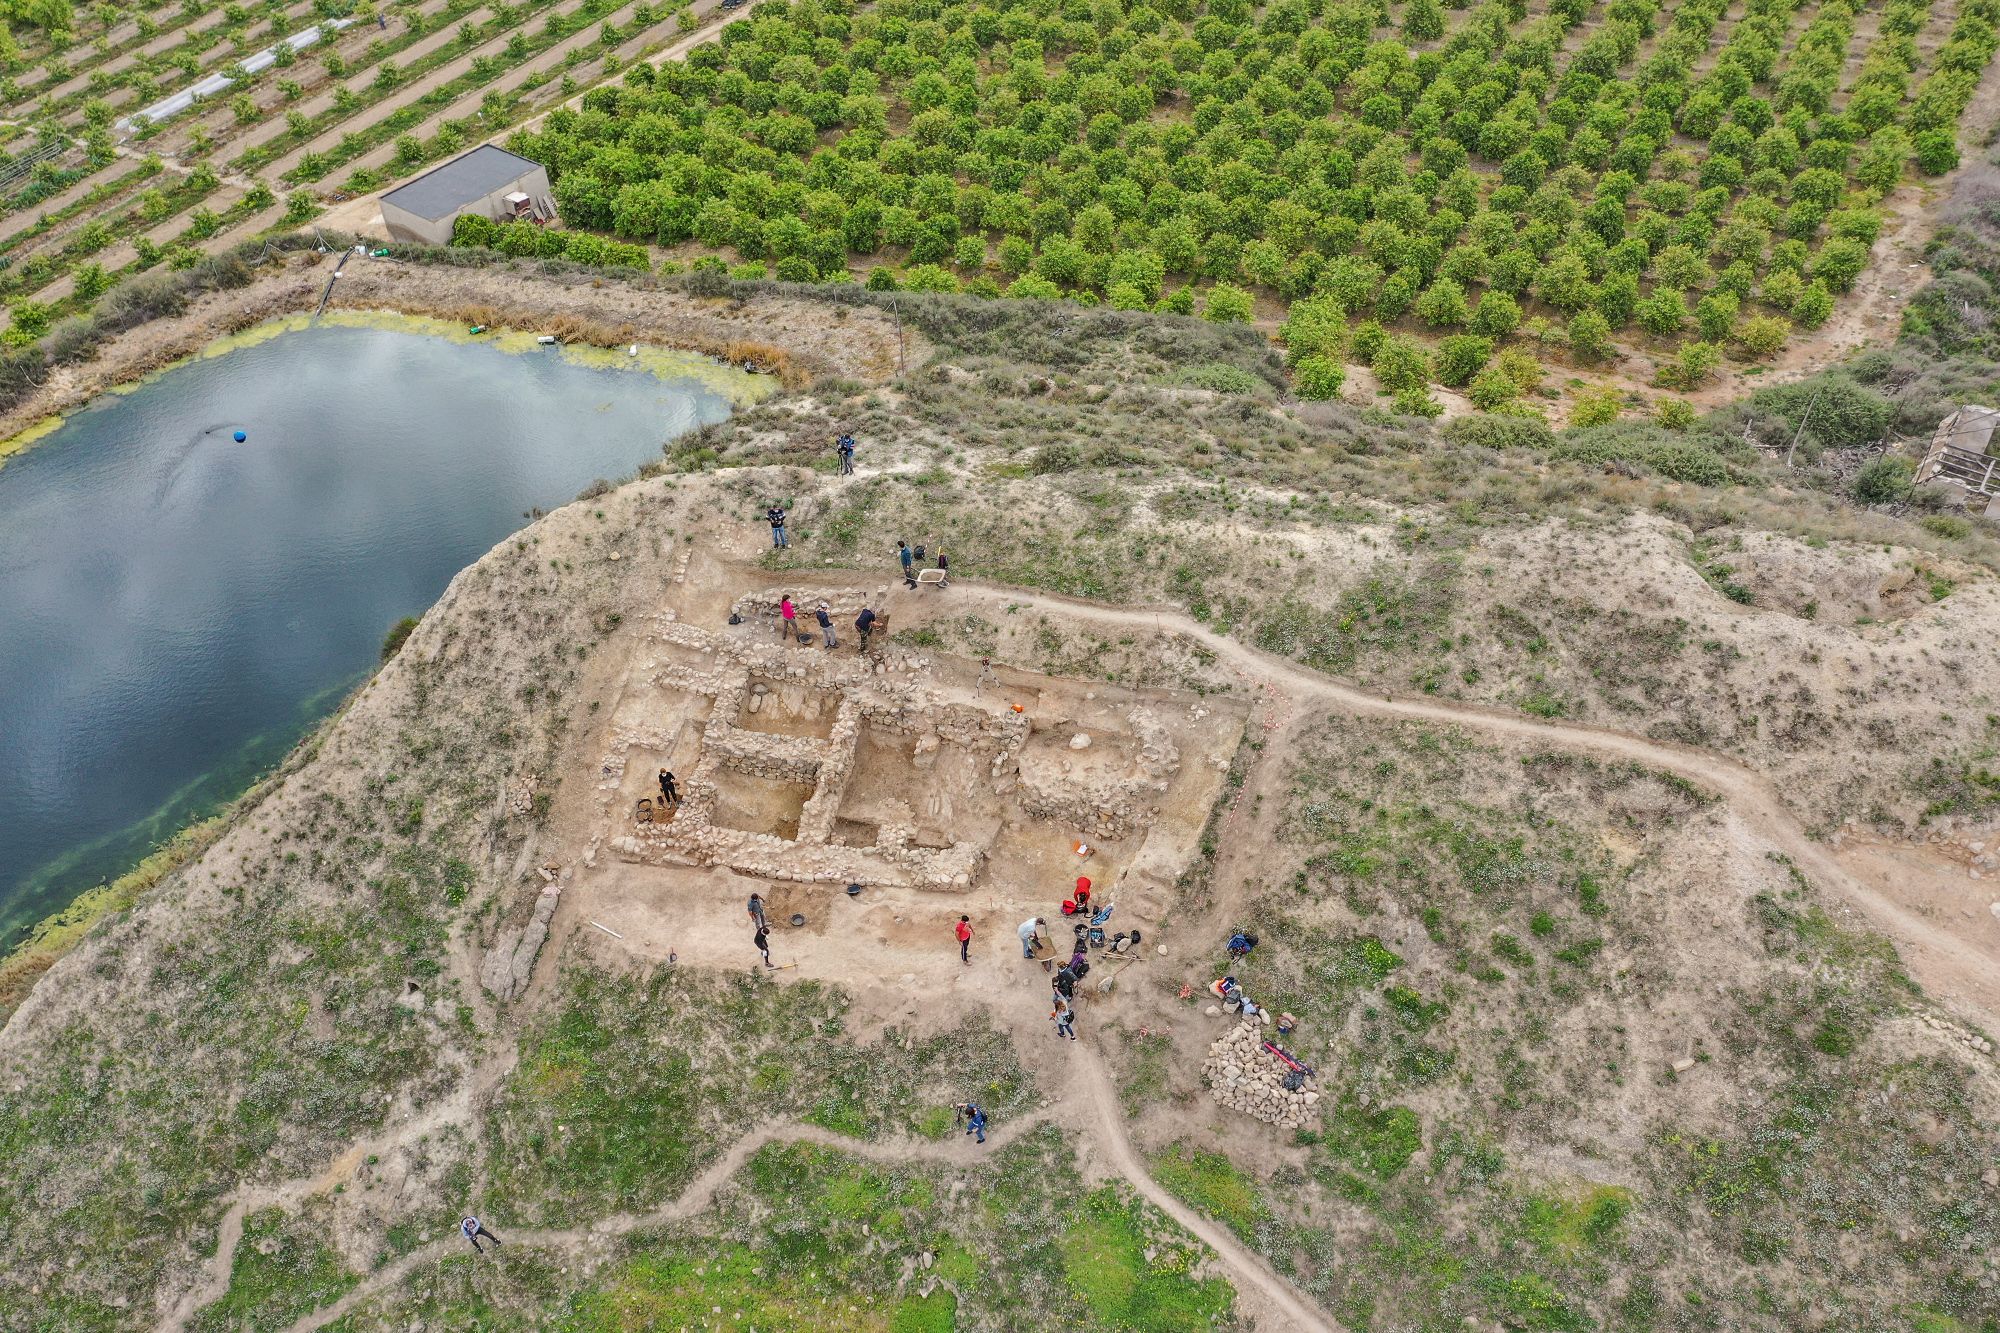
[0,257,913,460]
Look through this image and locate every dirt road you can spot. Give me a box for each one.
[939,583,2000,1030]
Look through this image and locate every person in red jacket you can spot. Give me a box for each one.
[1074,876,1092,911]
[955,914,973,964]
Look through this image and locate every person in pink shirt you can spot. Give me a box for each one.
[779,594,797,641]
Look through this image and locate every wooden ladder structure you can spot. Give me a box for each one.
[1913,405,2000,498]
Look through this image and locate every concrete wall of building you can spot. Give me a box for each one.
[379,165,553,245]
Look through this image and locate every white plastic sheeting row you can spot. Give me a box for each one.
[117,18,354,131]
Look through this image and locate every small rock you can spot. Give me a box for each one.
[1672,1057,1696,1073]
[1205,1005,1221,1017]
[1981,1168,1997,1188]
[1070,733,1091,750]
[1157,944,1168,956]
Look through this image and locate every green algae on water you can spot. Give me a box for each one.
[8,309,774,468]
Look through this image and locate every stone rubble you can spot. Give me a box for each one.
[598,607,1185,891]
[1202,1020,1320,1130]
[480,877,562,1002]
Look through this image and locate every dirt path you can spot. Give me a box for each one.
[940,584,2000,1030]
[1073,1055,1337,1333]
[253,1047,1330,1333]
[272,1112,1065,1333]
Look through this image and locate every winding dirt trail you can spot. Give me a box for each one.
[944,583,2000,1030]
[276,1110,1065,1333]
[267,1053,1333,1333]
[1073,1056,1336,1333]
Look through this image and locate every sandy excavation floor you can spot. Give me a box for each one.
[516,546,1250,1032]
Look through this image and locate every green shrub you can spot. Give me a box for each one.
[1435,334,1495,387]
[1373,335,1432,391]
[1568,310,1615,360]
[1351,320,1389,365]
[1914,129,1960,175]
[1737,315,1791,358]
[1202,283,1254,323]
[1469,291,1522,338]
[1754,376,1893,450]
[1851,455,1914,504]
[1442,414,1557,451]
[1644,439,1731,484]
[1467,365,1520,409]
[1655,398,1698,432]
[1919,515,1972,539]
[1569,387,1623,427]
[1030,442,1083,475]
[1392,386,1445,417]
[1293,355,1346,400]
[1170,363,1264,395]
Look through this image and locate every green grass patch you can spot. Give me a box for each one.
[1061,1186,1236,1331]
[1151,1144,1269,1243]
[1519,1183,1635,1260]
[1324,1099,1424,1180]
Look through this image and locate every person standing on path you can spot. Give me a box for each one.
[815,601,836,648]
[765,501,790,548]
[934,547,949,588]
[898,540,915,587]
[658,770,680,806]
[779,594,798,641]
[837,433,855,474]
[856,605,878,653]
[954,1101,987,1144]
[1018,915,1046,959]
[754,921,773,968]
[955,914,973,964]
[1053,996,1077,1041]
[748,893,768,931]
[460,1216,501,1253]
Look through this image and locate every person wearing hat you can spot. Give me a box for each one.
[814,601,835,648]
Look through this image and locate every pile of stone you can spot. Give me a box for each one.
[1203,1021,1320,1129]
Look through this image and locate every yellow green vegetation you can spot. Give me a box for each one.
[0,414,62,467]
[0,815,225,1022]
[190,311,778,404]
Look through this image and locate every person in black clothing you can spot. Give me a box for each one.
[765,502,790,548]
[461,1216,501,1253]
[856,605,878,652]
[934,548,950,587]
[837,433,856,475]
[754,922,773,968]
[815,601,836,648]
[658,769,679,805]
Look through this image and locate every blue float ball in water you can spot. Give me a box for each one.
[232,430,247,442]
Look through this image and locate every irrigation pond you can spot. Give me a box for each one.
[0,312,764,948]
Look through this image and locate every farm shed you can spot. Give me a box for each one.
[379,146,554,246]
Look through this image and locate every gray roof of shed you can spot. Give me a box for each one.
[381,145,542,221]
